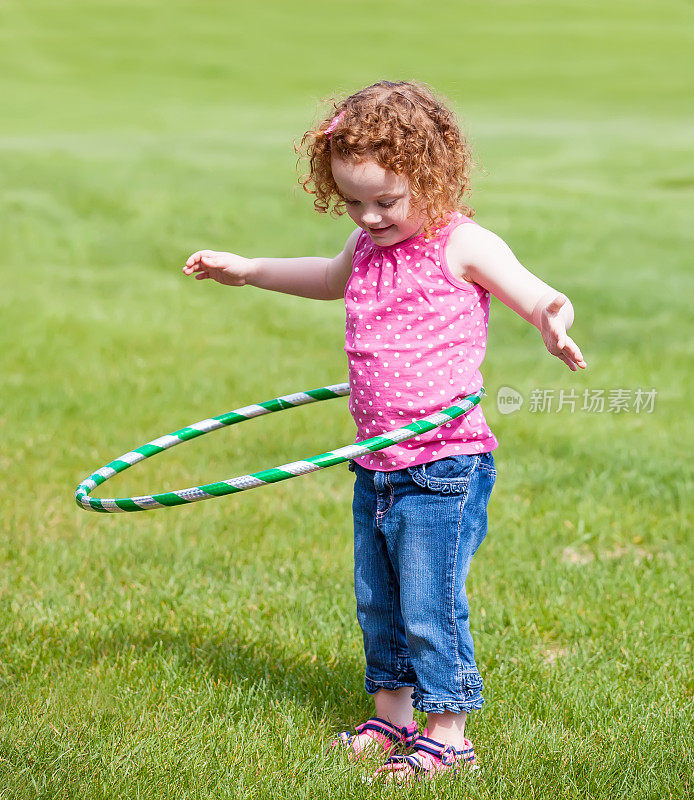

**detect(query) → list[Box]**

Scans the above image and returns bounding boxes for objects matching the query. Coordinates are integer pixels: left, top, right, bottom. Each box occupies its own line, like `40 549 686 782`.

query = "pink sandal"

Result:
374 730 477 781
331 717 419 759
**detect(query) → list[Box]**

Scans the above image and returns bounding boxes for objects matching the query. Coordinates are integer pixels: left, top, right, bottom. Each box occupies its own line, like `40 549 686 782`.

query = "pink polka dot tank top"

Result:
345 211 498 471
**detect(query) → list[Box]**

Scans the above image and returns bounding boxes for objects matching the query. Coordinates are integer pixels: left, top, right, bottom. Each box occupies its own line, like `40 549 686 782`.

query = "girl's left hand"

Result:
538 294 587 371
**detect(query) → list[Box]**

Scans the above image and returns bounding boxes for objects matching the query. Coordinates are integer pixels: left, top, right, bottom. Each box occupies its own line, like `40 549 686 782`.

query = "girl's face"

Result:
331 155 426 247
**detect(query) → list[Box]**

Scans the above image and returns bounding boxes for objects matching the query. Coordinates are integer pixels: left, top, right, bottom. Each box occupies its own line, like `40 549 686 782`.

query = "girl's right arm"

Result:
182 229 360 301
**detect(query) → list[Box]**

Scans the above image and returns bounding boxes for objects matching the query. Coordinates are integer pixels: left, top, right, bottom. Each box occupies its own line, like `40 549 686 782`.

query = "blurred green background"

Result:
0 1 692 798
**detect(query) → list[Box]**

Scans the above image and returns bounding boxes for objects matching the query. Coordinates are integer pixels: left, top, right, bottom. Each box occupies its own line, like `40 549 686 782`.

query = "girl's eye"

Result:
344 199 397 208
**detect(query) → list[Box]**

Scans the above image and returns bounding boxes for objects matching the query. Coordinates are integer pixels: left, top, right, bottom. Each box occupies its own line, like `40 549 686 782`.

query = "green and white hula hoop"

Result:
75 384 485 513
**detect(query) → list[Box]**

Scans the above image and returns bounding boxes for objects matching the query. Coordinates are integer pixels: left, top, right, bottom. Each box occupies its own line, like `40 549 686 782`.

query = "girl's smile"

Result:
331 155 425 247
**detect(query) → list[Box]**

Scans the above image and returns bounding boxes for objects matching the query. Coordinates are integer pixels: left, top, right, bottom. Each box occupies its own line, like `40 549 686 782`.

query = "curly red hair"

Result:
297 81 475 234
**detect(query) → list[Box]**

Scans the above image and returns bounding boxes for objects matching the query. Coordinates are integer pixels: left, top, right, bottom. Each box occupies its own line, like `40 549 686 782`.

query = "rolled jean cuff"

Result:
365 676 416 696
412 673 485 714
413 695 484 714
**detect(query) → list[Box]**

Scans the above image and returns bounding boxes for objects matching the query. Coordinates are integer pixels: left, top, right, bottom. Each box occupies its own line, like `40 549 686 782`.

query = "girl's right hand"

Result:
182 250 255 286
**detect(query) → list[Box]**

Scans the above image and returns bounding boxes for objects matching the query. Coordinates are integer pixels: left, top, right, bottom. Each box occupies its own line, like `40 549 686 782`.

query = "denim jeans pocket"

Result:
407 454 478 495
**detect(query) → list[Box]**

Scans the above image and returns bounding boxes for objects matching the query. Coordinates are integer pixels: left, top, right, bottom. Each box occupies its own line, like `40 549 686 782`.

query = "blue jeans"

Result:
350 452 496 714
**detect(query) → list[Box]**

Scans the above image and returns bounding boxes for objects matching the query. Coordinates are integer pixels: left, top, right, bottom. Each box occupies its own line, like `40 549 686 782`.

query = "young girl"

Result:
183 81 586 782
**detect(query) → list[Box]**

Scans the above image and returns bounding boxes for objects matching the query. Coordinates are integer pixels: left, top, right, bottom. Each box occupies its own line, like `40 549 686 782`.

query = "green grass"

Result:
0 0 692 797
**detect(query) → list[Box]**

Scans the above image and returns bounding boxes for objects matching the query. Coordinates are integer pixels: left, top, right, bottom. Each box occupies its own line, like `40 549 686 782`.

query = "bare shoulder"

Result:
336 228 362 273
344 227 362 260
327 228 362 298
446 221 508 282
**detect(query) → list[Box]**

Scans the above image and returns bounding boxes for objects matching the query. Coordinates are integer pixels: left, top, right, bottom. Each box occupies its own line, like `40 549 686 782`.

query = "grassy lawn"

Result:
0 1 692 797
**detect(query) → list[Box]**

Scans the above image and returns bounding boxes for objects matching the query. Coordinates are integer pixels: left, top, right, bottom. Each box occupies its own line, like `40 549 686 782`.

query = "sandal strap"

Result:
415 733 475 765
384 753 428 774
354 717 417 745
377 734 476 781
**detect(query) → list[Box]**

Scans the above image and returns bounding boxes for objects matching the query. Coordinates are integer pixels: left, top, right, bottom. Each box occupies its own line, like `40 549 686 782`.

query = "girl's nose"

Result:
361 208 382 226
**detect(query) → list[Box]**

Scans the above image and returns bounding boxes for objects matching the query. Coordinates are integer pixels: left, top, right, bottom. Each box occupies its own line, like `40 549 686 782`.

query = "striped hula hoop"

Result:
75 383 485 513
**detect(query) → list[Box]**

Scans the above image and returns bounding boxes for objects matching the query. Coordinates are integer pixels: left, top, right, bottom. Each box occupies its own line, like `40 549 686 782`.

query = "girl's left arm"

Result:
449 224 587 371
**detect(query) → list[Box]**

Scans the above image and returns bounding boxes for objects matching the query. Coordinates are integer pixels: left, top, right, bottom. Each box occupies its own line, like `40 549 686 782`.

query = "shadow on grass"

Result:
61 624 373 729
